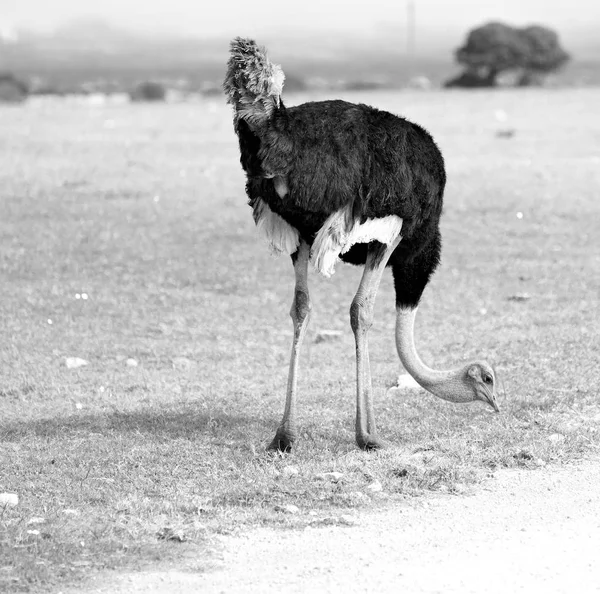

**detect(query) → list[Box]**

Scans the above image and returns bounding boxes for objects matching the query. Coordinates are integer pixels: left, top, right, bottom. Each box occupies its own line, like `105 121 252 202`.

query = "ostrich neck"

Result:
395 307 470 403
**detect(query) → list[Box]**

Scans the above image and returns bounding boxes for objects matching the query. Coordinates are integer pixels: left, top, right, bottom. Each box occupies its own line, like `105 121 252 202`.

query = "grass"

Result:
1 89 600 592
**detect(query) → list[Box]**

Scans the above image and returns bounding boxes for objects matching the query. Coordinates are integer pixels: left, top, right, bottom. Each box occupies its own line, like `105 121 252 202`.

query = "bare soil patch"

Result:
75 456 600 593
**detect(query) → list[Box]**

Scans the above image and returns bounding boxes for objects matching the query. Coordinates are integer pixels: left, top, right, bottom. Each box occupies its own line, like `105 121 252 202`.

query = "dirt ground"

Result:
72 457 600 594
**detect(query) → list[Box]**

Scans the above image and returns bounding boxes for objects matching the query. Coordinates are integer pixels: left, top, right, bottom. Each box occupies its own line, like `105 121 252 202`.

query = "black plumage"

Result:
236 97 445 307
245 100 444 217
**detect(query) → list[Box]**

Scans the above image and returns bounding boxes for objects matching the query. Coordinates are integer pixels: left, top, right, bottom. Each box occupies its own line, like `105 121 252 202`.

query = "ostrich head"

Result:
419 360 500 412
461 362 499 412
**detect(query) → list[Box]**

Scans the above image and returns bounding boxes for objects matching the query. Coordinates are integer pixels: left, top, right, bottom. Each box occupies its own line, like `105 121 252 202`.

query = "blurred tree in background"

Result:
130 81 166 102
457 23 527 80
0 73 28 103
447 22 570 87
518 25 571 85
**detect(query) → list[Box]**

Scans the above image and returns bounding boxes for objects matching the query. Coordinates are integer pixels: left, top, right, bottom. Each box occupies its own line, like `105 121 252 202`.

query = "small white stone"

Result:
65 357 89 369
75 402 83 410
314 330 343 344
549 433 565 443
275 504 299 514
81 293 88 300
0 493 18 506
281 466 299 477
47 319 53 325
394 374 421 390
339 514 359 526
63 509 80 515
126 358 138 367
27 529 40 536
153 195 160 203
494 109 508 122
75 294 81 299
516 212 524 219
316 471 344 482
366 480 383 493
27 517 46 525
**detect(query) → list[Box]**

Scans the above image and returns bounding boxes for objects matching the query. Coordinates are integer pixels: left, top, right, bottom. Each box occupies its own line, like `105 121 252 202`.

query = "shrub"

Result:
130 81 167 102
0 73 28 103
448 22 570 88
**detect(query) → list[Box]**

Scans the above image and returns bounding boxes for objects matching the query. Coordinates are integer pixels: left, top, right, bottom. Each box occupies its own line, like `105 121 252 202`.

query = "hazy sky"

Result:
2 0 599 42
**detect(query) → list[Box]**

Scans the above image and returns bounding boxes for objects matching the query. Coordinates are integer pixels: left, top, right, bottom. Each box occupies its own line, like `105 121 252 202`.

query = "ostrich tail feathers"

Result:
223 37 285 127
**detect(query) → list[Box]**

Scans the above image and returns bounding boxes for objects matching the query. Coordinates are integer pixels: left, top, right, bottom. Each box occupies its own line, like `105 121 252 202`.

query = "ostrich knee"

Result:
350 298 374 337
291 289 311 329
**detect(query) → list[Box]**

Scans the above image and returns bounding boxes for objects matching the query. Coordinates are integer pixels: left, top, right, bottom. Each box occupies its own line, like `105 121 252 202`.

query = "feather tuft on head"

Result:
223 37 285 127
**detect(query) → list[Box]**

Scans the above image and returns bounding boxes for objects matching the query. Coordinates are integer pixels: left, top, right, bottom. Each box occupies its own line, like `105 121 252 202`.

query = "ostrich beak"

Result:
487 392 500 413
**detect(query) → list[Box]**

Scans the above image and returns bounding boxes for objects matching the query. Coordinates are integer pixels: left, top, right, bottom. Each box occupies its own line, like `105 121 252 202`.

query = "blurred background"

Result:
1 0 599 101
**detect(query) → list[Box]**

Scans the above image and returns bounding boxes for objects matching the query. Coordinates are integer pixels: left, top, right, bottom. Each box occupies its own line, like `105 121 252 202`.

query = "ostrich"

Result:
223 38 499 452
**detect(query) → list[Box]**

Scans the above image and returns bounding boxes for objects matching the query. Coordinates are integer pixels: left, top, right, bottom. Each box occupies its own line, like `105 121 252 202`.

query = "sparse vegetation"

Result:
1 90 599 592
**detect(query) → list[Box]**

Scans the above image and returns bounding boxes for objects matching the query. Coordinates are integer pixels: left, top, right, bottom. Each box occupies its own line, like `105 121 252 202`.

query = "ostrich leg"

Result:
268 240 312 452
351 238 401 450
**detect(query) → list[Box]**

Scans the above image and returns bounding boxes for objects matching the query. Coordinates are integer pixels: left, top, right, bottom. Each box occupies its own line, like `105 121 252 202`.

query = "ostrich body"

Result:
224 38 499 451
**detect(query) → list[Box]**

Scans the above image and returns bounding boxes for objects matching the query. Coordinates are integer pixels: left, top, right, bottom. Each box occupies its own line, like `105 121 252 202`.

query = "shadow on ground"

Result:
0 407 274 444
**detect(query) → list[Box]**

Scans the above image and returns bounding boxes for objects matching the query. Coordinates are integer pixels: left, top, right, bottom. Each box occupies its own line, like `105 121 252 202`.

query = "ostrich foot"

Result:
267 428 297 453
356 433 387 451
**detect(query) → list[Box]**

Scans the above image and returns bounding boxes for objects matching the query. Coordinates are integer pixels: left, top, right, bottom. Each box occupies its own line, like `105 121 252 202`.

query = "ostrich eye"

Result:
483 374 493 385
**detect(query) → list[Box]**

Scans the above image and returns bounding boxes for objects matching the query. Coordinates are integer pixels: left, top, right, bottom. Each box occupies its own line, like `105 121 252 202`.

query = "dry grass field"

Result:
1 88 599 592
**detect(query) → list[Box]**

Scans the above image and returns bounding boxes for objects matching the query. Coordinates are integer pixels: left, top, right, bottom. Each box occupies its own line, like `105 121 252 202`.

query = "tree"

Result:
130 81 166 102
449 22 570 87
456 22 528 80
0 73 28 103
520 25 570 73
